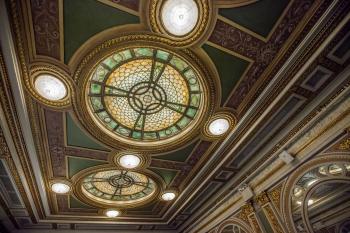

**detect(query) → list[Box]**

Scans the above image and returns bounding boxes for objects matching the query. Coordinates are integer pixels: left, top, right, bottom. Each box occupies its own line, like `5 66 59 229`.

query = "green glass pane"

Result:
90 83 101 94
90 97 103 111
190 94 200 107
170 56 188 71
93 66 108 82
103 57 118 69
106 120 117 130
183 69 196 81
158 130 167 138
156 50 169 61
186 108 197 118
116 126 131 136
144 132 157 140
177 117 191 128
134 48 153 57
132 131 142 139
190 83 200 92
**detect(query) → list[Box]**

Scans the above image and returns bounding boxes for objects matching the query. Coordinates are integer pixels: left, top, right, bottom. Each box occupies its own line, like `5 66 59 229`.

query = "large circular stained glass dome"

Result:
81 169 157 206
87 47 203 143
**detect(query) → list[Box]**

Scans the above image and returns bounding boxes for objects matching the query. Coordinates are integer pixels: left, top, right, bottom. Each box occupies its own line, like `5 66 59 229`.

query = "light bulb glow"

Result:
119 154 141 169
105 209 120 218
161 192 176 201
308 199 314 206
51 182 70 194
161 0 199 36
208 118 230 136
34 74 67 100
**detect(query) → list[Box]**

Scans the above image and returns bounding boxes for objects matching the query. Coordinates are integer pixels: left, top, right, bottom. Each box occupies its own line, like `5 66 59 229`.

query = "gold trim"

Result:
214 0 257 8
97 0 139 16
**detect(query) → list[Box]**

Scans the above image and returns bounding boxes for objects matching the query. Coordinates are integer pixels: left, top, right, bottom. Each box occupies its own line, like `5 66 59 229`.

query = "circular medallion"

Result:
79 169 157 207
86 47 206 149
73 36 219 152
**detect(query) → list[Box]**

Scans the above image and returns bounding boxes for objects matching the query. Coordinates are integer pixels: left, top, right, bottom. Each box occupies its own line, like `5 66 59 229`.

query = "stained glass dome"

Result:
81 169 157 206
87 47 202 142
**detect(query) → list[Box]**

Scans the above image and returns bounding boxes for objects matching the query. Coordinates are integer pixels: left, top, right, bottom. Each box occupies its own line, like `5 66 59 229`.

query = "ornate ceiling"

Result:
0 0 349 232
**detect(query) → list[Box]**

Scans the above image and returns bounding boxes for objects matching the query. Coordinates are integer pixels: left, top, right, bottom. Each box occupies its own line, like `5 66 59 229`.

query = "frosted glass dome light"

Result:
161 0 199 36
51 182 71 194
105 209 120 218
209 118 230 136
119 154 141 169
161 192 176 201
34 74 67 101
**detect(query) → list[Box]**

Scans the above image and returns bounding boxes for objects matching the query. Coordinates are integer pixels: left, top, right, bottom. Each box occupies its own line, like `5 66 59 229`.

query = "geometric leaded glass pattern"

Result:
88 47 202 141
81 170 156 205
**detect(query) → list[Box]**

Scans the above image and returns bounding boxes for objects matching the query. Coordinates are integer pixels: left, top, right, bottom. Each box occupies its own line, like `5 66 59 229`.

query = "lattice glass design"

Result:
88 47 202 141
81 170 156 204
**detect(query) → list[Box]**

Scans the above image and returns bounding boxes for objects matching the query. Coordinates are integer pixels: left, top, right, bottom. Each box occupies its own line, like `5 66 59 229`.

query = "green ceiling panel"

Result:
219 0 290 37
63 0 139 63
67 156 107 178
149 168 178 186
154 140 198 162
66 113 108 151
203 44 249 105
69 195 96 209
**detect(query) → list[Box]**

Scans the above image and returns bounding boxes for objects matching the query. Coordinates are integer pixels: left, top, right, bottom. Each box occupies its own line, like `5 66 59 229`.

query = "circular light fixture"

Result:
208 118 230 136
118 154 141 169
105 209 120 218
34 74 67 101
51 182 71 194
161 0 199 36
161 191 176 201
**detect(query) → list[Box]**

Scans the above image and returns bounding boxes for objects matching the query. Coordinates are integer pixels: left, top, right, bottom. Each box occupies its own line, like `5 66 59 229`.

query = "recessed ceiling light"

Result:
105 209 120 218
51 182 71 194
119 154 141 169
34 74 67 101
208 118 230 136
161 0 199 36
296 200 302 205
161 191 176 201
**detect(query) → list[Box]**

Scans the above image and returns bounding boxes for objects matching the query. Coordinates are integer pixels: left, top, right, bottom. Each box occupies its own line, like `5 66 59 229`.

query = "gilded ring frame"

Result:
71 165 165 209
146 0 215 47
28 63 74 109
72 34 220 153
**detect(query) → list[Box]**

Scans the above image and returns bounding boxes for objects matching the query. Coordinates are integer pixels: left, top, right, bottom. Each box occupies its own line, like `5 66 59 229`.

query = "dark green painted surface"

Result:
63 0 139 63
154 140 198 162
66 113 108 151
219 0 290 37
69 195 96 209
203 44 249 105
150 168 178 185
257 209 274 233
67 156 107 178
